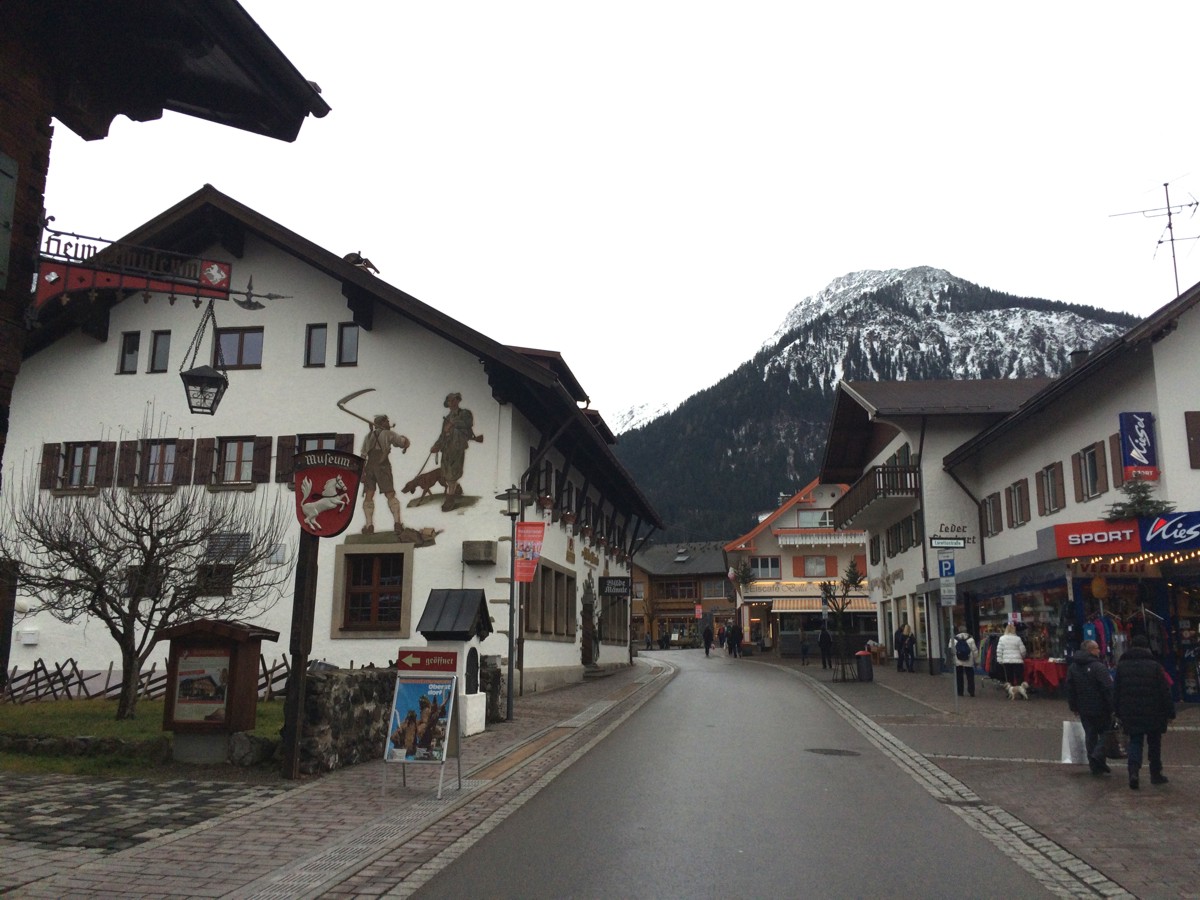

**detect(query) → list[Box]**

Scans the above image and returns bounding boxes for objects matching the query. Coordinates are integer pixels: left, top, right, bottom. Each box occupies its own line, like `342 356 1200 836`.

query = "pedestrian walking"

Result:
1113 634 1175 789
702 624 714 658
1065 639 1114 776
799 626 810 666
645 630 652 651
729 622 742 658
949 627 978 697
996 623 1027 687
900 624 916 673
894 623 906 672
818 624 834 669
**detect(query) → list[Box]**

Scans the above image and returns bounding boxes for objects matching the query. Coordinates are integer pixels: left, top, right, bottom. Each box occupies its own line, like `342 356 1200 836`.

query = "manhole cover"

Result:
806 748 861 757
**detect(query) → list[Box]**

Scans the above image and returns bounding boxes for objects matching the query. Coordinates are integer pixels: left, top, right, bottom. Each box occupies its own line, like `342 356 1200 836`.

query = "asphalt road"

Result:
413 649 1052 899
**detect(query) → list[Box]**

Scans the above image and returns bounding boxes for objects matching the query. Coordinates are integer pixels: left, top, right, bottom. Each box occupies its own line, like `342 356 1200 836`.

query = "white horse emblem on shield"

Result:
300 475 349 530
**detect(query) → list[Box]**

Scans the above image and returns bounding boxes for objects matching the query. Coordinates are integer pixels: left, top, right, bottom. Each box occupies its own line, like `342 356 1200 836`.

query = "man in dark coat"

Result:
818 624 834 669
1065 639 1114 776
894 624 906 672
1114 634 1176 790
702 624 714 658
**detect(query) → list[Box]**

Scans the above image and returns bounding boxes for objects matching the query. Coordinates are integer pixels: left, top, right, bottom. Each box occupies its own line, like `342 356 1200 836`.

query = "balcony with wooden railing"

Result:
831 465 920 530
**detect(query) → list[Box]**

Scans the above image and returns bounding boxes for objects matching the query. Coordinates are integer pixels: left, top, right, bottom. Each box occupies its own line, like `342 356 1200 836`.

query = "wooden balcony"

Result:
832 465 920 529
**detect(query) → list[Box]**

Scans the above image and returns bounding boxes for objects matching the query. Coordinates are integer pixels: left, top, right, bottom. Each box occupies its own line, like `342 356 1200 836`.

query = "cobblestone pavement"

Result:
1 660 675 898
760 654 1200 900
4 652 1200 898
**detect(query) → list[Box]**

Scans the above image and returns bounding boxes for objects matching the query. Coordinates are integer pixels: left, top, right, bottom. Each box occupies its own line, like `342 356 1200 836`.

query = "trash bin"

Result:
855 650 873 682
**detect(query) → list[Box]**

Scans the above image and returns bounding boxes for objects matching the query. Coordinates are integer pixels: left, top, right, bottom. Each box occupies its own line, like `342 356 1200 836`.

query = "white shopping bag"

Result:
1060 720 1086 764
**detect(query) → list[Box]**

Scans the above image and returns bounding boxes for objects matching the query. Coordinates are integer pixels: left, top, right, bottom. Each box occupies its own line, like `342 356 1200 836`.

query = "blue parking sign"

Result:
938 558 955 578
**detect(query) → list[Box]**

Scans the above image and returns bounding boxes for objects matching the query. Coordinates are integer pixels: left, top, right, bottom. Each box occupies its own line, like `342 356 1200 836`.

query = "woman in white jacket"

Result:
996 623 1027 687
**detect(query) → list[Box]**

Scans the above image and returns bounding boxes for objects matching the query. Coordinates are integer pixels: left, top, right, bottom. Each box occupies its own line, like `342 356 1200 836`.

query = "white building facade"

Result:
2 186 660 695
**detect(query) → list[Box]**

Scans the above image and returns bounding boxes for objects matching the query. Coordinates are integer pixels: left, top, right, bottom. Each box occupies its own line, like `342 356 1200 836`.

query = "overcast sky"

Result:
42 1 1200 422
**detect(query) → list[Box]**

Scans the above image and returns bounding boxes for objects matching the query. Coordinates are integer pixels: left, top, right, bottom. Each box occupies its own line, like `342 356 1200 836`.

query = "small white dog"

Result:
1005 681 1030 700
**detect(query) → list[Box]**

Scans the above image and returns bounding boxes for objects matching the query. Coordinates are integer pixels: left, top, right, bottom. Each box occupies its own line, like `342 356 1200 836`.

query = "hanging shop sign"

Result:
293 449 363 537
599 576 631 596
1119 412 1160 481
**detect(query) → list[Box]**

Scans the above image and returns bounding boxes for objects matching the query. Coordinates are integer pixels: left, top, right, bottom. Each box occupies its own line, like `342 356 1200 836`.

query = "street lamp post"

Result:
496 486 531 721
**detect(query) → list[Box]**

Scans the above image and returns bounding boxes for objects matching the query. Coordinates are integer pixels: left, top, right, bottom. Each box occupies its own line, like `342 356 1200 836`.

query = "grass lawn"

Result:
0 697 287 779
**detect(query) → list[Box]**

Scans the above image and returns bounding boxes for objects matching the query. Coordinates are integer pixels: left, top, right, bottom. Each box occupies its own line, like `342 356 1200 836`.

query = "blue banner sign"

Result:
1119 412 1160 481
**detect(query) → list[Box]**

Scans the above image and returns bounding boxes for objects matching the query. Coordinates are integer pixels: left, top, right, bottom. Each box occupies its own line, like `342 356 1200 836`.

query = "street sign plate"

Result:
929 537 966 549
395 649 458 672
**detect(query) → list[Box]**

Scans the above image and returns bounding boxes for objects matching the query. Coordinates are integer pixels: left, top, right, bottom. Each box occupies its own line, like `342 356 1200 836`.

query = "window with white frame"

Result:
749 556 780 580
804 556 828 577
983 492 1003 536
1007 479 1030 527
702 579 727 599
1038 462 1064 515
796 509 834 528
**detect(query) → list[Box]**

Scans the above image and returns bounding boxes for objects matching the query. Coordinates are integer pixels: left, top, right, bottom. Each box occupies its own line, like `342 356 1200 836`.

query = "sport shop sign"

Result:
1054 511 1200 558
293 450 363 537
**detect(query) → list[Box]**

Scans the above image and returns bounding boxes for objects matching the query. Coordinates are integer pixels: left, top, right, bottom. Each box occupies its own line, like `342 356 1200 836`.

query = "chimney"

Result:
1070 349 1089 369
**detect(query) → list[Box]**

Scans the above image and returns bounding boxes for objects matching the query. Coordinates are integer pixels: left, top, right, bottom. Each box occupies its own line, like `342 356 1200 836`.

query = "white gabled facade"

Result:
2 187 660 695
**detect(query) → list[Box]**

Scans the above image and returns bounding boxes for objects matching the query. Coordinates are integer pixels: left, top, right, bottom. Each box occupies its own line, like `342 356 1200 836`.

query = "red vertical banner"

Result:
514 522 546 583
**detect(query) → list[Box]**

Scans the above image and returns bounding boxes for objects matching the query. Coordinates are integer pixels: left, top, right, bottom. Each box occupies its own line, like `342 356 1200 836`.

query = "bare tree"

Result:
821 557 865 682
0 480 294 719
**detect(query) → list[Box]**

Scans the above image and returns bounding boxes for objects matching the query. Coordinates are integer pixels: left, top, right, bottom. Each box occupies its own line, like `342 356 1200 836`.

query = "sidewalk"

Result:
0 658 675 899
754 652 1200 900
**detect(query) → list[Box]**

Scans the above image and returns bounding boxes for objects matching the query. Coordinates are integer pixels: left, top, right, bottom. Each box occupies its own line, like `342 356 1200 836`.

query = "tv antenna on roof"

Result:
1111 182 1200 299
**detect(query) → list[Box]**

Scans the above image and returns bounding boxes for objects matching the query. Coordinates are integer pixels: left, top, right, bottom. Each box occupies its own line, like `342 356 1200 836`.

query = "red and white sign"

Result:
695 605 703 619
514 522 546 583
1053 519 1140 557
395 649 458 672
293 450 363 538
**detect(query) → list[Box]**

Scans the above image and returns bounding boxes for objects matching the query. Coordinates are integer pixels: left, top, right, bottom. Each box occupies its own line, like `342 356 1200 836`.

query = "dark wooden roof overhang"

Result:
9 0 330 142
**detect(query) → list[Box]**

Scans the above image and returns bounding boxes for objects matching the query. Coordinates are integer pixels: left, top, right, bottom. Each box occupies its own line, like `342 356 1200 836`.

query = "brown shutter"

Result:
335 432 355 453
1071 453 1083 503
117 440 138 487
1186 412 1200 469
792 556 804 578
173 439 194 486
854 554 866 576
1035 472 1046 516
1094 441 1108 495
193 438 215 485
1109 433 1124 488
39 444 60 489
252 436 272 483
95 442 117 488
1019 478 1031 522
1053 463 1065 512
826 555 838 577
275 435 297 482
1005 486 1014 528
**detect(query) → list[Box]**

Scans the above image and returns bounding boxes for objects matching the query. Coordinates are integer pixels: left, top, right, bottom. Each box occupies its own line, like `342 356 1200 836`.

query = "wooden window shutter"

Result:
173 439 195 486
1019 479 1031 522
39 444 60 490
117 440 138 487
1071 452 1083 503
854 554 867 576
252 436 272 483
193 438 215 485
1094 441 1108 494
95 442 117 488
1005 486 1015 528
335 433 354 453
1186 412 1200 469
1035 473 1046 517
1109 433 1124 488
992 493 1004 534
792 557 804 578
826 555 838 577
275 436 297 482
1052 463 1065 512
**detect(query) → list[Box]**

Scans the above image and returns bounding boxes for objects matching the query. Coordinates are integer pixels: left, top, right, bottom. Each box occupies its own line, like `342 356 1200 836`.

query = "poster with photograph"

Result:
173 648 230 723
514 521 546 583
385 675 456 764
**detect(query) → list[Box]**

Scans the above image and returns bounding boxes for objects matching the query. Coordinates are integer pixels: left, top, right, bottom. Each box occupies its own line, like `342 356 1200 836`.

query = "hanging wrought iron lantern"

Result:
179 298 228 414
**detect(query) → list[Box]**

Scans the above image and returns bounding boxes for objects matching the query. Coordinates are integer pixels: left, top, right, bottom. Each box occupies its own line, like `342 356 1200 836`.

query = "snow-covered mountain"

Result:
613 266 1137 541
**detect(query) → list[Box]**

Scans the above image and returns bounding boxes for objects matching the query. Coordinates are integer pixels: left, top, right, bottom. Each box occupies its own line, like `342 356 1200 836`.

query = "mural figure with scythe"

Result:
337 389 409 535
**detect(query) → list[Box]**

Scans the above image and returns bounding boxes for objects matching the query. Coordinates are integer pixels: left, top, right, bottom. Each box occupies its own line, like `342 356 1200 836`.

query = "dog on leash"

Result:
402 466 447 499
1005 681 1030 700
